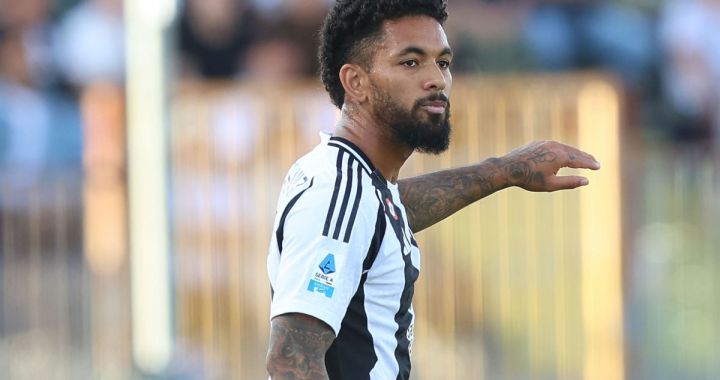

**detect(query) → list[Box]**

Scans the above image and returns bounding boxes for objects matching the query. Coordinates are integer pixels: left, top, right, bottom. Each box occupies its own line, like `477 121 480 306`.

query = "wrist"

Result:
485 156 511 190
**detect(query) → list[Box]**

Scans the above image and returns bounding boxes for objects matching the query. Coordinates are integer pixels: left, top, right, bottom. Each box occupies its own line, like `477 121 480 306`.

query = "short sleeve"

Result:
269 176 378 336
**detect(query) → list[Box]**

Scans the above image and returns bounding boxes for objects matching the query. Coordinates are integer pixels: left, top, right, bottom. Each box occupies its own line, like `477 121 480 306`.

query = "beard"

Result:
371 84 451 155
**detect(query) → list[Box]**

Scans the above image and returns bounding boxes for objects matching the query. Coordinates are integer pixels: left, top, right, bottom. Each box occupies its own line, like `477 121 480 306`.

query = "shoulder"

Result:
278 147 381 244
284 143 380 206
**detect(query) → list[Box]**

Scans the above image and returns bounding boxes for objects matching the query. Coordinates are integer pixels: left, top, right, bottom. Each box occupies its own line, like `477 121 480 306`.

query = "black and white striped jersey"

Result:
268 133 421 380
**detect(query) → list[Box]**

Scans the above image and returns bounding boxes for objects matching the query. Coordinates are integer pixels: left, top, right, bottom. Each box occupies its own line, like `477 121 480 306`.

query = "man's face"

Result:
367 15 453 154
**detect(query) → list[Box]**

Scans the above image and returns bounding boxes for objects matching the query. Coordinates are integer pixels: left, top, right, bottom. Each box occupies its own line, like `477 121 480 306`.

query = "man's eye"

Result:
438 60 451 69
402 60 418 67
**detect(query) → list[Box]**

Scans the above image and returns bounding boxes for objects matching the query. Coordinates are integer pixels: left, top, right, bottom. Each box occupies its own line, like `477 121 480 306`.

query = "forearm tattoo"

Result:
399 146 560 233
266 314 335 380
399 158 506 233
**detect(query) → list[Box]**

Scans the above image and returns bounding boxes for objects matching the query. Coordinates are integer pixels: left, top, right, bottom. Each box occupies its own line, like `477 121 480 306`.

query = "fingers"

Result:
546 175 589 191
562 146 601 170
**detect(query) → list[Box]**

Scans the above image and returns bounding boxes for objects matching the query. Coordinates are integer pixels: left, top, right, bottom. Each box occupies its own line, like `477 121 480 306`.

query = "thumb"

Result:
546 175 589 191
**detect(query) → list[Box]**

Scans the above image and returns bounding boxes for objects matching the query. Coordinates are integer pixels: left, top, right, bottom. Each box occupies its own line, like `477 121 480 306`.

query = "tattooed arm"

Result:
266 313 335 380
399 141 601 233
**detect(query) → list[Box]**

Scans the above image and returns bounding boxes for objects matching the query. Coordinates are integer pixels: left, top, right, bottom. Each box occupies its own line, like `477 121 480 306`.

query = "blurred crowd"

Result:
0 0 123 203
178 0 330 81
1 0 720 189
175 0 720 142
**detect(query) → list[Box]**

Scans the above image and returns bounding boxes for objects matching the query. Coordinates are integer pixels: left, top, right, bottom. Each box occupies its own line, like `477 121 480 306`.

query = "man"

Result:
266 1 601 379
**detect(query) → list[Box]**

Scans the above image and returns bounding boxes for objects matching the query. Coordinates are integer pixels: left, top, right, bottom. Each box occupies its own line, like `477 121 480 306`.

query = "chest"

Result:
366 188 420 285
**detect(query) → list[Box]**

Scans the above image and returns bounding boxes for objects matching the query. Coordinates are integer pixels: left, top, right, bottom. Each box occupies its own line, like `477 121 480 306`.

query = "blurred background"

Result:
1 0 719 379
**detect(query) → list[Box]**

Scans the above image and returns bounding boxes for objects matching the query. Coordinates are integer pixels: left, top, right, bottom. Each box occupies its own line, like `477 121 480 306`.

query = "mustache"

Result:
418 93 449 104
413 93 450 113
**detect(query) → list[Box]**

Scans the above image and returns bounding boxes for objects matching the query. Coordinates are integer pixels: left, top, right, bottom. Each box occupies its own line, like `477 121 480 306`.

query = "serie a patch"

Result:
307 253 336 298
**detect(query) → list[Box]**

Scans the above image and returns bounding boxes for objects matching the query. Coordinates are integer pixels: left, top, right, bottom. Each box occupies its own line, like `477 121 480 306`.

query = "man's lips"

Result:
422 100 447 114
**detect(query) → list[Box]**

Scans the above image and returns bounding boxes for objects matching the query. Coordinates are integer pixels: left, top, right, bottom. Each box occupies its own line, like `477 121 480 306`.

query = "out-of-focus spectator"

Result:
54 0 125 89
0 0 82 205
265 0 329 76
177 0 330 81
243 0 329 81
660 0 720 140
0 0 50 30
178 0 260 79
0 27 81 201
243 33 307 82
0 0 63 90
522 0 657 90
0 29 51 183
443 1 533 73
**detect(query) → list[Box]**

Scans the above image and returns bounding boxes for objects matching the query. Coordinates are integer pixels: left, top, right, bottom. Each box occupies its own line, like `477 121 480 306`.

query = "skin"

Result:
266 313 335 379
267 15 601 379
399 140 600 232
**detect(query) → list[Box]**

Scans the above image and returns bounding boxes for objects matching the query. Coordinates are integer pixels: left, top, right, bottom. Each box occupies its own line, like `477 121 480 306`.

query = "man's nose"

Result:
423 65 449 92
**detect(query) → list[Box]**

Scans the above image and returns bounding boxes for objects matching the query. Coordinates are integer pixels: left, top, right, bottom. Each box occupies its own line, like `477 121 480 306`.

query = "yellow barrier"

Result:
170 74 625 379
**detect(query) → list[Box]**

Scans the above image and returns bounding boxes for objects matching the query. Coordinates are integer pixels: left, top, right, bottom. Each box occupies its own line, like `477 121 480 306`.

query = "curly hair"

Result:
319 0 448 109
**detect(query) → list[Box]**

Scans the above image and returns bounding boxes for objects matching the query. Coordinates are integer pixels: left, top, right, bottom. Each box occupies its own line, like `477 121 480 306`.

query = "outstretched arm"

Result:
266 313 335 380
399 140 601 233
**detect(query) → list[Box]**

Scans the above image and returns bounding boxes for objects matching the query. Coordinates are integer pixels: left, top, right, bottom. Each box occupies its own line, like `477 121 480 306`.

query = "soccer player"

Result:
265 1 601 379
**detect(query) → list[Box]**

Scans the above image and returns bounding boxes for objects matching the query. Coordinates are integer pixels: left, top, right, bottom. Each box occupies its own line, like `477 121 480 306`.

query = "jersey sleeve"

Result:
269 174 378 336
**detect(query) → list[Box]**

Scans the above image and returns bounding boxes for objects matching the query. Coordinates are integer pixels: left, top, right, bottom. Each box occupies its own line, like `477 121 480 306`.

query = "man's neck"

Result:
333 106 413 184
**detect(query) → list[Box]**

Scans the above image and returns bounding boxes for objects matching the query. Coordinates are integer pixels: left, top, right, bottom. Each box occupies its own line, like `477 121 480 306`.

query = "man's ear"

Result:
339 63 370 104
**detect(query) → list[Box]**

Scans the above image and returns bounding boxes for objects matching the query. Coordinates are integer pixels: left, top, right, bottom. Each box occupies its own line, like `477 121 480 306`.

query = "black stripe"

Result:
364 203 385 271
369 185 418 380
392 230 419 379
275 178 314 254
325 272 374 380
343 163 363 243
325 205 385 380
332 156 355 240
323 150 344 236
328 136 376 173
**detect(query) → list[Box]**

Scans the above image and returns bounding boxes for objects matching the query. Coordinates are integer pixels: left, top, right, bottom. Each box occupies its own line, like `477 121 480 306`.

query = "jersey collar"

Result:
328 136 377 175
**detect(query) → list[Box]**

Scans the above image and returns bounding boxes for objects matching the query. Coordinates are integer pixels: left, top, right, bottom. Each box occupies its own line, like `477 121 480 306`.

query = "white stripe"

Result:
366 248 405 379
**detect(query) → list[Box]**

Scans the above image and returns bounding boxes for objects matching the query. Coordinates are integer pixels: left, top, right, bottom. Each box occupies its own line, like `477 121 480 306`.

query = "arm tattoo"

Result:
266 313 335 380
399 145 560 233
399 157 508 233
